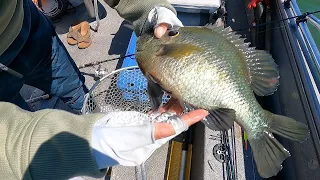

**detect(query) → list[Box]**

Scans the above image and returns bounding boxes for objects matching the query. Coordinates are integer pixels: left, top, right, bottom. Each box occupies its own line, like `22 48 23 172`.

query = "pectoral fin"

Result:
147 78 164 110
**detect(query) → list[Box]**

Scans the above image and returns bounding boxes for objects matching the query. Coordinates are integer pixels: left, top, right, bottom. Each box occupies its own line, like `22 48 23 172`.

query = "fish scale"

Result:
136 25 309 178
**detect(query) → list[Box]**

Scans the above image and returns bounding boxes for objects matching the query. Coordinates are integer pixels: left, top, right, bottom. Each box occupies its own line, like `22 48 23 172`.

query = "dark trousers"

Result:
0 0 88 113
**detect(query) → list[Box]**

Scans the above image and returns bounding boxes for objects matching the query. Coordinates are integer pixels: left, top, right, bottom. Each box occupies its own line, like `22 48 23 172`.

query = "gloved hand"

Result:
91 98 208 169
147 6 184 38
107 0 182 37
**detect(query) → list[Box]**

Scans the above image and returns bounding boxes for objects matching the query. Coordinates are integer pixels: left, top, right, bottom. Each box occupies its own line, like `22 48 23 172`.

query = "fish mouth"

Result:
136 37 154 52
136 45 146 52
136 44 145 52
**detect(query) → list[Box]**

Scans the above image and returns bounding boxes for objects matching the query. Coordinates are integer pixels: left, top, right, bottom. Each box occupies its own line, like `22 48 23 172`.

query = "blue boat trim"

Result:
284 0 320 119
292 0 320 74
308 14 320 31
122 32 138 67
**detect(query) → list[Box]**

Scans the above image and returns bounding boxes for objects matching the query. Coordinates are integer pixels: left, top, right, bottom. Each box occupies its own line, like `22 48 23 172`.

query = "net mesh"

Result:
82 66 171 115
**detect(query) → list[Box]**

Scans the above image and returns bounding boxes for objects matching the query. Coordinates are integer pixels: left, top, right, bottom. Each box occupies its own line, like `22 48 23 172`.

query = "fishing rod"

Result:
77 10 319 69
233 9 320 32
0 63 23 78
77 53 135 69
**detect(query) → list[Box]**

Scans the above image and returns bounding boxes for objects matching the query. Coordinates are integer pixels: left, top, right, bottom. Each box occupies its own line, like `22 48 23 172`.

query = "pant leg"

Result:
1 0 88 113
0 71 32 111
25 35 89 113
22 0 88 113
0 0 32 111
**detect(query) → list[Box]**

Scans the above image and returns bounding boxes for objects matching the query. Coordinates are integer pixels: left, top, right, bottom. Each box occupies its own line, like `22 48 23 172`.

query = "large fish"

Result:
135 25 310 178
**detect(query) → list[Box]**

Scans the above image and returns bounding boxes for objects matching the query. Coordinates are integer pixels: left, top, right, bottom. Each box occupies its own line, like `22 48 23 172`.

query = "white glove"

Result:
148 6 184 29
146 6 184 38
91 110 188 169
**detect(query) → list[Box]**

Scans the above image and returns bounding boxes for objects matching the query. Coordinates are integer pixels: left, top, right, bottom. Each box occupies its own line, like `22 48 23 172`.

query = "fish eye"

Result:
168 30 179 37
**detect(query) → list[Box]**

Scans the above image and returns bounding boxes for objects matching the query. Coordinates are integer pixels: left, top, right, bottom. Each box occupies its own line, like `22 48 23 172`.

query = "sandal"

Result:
67 23 81 45
77 21 92 49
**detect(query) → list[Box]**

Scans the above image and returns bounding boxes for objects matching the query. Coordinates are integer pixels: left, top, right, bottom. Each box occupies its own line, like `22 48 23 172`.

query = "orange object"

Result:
78 21 92 49
67 23 82 45
248 0 270 9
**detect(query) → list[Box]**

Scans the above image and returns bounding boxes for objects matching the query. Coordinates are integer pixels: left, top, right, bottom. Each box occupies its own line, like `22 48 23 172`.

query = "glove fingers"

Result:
154 23 169 39
180 109 209 126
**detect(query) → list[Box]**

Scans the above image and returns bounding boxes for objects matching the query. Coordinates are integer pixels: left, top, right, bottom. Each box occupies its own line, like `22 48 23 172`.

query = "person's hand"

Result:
154 23 170 38
152 98 208 140
32 0 39 8
32 0 47 9
148 7 184 38
91 98 208 168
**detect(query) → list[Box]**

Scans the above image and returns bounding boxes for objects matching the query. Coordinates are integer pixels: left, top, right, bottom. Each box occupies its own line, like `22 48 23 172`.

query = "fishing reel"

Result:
213 143 230 163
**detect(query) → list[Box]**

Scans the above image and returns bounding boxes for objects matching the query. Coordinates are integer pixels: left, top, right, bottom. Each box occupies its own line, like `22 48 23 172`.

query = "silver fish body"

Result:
136 25 309 178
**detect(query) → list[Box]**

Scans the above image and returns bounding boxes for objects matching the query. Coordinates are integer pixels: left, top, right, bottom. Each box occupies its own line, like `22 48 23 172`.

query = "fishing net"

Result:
80 66 174 180
81 66 171 115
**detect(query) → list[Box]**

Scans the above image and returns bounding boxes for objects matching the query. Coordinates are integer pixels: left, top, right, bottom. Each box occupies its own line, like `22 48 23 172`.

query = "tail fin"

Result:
249 111 309 178
249 132 290 178
268 111 310 142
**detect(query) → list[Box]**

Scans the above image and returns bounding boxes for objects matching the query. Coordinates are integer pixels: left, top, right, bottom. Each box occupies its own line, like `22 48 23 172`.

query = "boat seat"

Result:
168 0 221 13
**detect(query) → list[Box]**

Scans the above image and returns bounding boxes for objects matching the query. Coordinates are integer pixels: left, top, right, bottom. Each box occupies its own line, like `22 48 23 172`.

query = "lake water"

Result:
297 0 320 50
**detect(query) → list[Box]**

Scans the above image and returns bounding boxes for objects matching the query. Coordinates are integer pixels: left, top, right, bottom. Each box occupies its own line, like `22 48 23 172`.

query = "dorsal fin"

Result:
204 25 280 96
203 24 225 32
245 49 280 96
